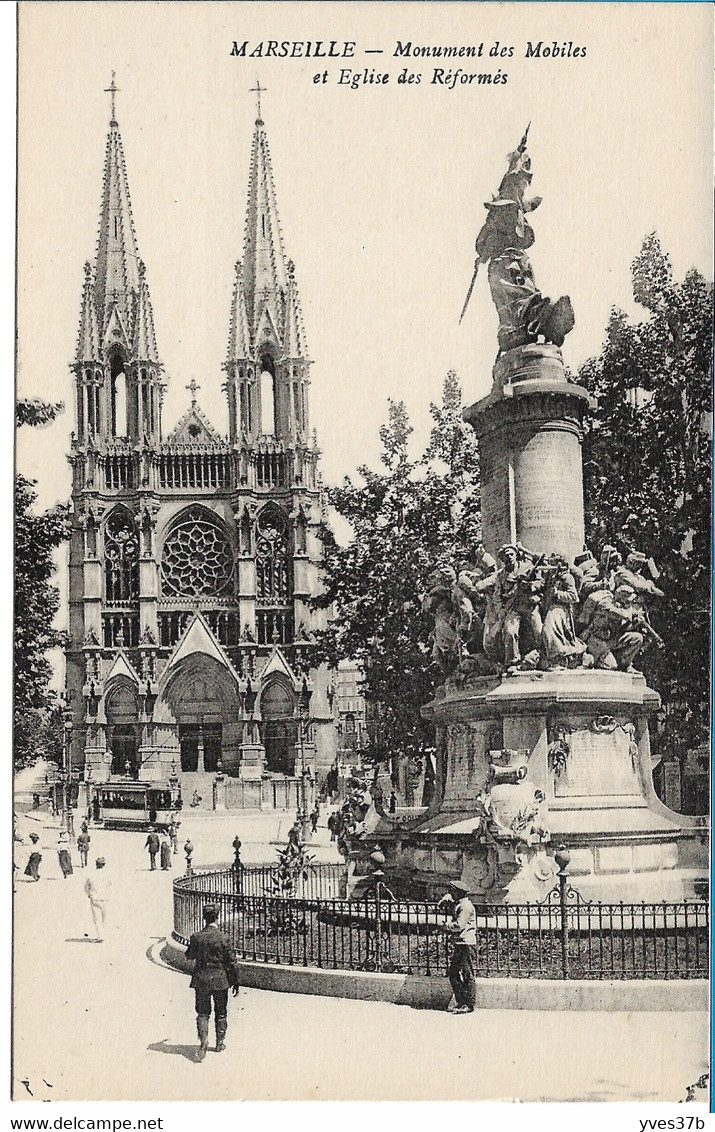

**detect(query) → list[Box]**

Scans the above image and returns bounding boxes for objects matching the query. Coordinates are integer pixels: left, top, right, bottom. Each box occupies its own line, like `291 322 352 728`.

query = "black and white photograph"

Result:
12 0 713 1109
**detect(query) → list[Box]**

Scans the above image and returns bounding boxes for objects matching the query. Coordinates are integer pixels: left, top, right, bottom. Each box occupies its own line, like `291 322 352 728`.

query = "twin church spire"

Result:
74 78 311 449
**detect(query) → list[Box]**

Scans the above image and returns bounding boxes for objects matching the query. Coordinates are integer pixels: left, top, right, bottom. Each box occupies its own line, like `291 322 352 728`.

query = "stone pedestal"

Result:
238 743 265 780
83 746 111 782
138 746 177 784
362 671 705 903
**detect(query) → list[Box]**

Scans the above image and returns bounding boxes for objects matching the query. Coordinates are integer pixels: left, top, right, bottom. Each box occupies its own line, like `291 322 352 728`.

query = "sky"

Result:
15 2 714 628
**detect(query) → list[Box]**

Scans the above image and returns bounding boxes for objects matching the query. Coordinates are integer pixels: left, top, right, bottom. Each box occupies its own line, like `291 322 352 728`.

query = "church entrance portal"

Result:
106 683 140 777
261 680 297 776
179 723 222 773
163 654 237 775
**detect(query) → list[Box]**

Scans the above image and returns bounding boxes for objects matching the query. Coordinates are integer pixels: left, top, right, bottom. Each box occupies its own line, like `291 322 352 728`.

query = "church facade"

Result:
65 85 337 793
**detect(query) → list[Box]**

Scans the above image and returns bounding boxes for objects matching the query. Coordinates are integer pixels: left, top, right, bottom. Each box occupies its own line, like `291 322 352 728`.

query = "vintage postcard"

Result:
12 0 713 1111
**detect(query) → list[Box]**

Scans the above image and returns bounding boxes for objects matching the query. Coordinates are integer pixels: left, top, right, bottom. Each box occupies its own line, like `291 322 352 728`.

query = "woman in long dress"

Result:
57 831 74 878
24 851 42 881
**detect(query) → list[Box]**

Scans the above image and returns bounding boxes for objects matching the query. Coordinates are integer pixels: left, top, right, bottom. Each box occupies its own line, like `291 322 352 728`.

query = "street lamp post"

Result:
62 702 74 834
297 677 313 842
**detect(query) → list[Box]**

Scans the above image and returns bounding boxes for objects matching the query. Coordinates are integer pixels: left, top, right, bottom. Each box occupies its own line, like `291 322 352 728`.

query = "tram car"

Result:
90 781 179 830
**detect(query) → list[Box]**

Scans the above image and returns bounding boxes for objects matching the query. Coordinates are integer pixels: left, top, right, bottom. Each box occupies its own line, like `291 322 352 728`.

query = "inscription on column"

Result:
514 429 584 558
480 439 512 554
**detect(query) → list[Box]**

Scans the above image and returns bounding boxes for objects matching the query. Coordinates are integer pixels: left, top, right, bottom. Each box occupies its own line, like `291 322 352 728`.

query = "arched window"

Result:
259 356 275 435
255 506 293 645
109 350 128 438
161 507 234 597
104 509 139 601
255 507 291 604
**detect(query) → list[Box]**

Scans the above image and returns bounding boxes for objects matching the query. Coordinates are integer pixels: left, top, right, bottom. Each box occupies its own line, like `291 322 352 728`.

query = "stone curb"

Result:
161 935 708 1012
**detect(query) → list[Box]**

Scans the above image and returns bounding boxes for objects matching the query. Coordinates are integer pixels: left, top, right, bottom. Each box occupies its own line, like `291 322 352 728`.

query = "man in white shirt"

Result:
84 857 112 942
441 880 477 1013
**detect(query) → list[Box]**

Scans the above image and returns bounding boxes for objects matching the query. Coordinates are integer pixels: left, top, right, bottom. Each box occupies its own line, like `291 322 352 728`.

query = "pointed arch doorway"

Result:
261 680 297 776
162 655 237 773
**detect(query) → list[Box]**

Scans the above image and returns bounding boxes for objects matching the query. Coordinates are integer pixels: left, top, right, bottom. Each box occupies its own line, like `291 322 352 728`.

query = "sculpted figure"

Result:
540 555 588 669
577 544 622 624
580 583 656 672
422 566 460 676
460 126 575 353
471 543 544 668
613 551 664 617
455 545 499 662
571 547 599 597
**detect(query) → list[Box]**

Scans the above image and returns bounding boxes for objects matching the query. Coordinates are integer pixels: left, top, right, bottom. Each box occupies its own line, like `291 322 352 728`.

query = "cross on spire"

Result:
186 378 201 405
250 79 266 122
105 71 120 125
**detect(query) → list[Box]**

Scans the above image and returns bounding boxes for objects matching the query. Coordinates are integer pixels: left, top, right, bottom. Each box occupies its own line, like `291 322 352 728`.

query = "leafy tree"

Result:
579 234 712 756
313 372 481 763
14 399 70 766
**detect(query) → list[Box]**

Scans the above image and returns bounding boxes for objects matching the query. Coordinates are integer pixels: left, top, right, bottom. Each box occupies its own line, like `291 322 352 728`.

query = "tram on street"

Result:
90 782 179 830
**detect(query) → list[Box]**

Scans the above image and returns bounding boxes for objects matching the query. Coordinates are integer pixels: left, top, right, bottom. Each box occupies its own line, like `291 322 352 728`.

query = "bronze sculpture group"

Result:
423 542 664 681
460 124 574 353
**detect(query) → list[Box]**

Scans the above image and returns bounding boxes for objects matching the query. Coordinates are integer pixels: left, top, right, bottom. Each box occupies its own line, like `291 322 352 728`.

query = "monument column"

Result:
464 344 593 562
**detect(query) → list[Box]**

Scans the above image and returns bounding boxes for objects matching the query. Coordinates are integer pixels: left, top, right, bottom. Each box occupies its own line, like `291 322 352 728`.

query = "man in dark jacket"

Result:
145 828 160 870
185 904 240 1061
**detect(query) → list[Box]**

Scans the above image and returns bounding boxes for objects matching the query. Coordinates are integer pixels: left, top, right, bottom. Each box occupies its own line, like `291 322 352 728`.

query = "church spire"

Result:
241 92 291 343
94 77 143 345
72 78 164 446
224 92 312 444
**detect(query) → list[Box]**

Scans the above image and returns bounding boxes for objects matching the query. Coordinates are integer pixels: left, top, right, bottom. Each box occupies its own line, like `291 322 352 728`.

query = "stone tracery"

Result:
161 509 234 597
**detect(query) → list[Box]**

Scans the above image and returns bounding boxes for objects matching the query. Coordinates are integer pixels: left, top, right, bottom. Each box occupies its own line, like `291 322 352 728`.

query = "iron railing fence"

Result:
184 863 346 900
173 872 708 980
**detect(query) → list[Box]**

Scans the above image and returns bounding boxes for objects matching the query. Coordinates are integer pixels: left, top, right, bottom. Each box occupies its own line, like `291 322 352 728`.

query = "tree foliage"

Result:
579 234 713 753
15 398 70 765
313 372 481 758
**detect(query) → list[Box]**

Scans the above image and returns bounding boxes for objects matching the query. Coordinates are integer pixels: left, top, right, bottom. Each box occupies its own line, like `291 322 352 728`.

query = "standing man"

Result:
440 880 478 1014
185 904 240 1061
84 857 111 942
160 835 172 871
168 817 180 855
145 827 160 871
77 828 91 867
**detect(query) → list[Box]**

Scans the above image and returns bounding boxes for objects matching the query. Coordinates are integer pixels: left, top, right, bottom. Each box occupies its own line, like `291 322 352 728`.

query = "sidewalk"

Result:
12 810 709 1103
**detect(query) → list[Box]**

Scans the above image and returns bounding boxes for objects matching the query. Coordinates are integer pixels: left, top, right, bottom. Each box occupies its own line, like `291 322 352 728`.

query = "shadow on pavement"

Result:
148 1040 199 1063
65 937 101 944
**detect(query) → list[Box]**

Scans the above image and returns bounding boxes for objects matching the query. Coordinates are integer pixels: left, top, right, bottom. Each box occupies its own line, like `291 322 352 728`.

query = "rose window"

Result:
161 512 234 597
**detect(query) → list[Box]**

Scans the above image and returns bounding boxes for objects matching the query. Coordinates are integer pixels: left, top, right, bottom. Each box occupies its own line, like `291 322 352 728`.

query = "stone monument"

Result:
355 129 706 903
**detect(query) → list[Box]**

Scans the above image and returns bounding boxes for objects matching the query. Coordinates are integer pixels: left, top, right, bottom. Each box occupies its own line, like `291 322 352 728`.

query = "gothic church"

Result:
65 83 336 799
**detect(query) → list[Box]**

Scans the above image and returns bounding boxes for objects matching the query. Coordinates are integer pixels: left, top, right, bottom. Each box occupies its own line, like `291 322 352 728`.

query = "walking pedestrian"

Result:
168 817 179 855
57 831 74 878
160 835 172 871
310 807 319 834
84 857 111 941
440 881 477 1013
185 904 240 1061
77 830 91 867
327 813 337 842
24 851 42 881
145 827 160 870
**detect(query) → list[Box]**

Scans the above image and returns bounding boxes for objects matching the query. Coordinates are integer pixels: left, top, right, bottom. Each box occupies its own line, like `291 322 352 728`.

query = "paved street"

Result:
12 800 709 1104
